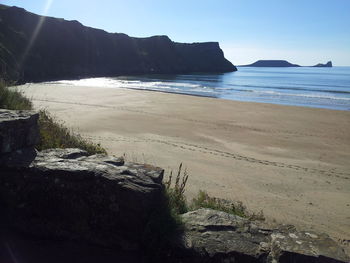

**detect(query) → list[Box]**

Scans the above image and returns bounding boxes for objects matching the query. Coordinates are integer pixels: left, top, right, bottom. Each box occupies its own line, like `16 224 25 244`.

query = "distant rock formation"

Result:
312 61 333 67
241 60 334 68
240 60 301 67
0 5 236 83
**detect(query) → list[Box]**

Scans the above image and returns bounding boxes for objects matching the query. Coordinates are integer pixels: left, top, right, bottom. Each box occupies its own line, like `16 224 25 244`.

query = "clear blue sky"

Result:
2 0 350 66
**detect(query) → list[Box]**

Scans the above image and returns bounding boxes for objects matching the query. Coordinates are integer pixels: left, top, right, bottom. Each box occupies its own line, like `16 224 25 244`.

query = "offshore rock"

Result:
313 61 333 67
0 148 164 250
177 209 349 263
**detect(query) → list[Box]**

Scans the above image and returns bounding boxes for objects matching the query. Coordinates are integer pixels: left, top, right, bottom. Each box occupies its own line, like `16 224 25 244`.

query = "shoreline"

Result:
22 82 350 112
16 83 350 252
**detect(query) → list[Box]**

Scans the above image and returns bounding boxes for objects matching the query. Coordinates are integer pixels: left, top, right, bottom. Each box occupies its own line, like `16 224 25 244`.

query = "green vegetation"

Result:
0 80 32 110
164 163 189 215
37 110 106 155
0 80 106 155
191 190 247 217
164 163 265 221
191 190 264 220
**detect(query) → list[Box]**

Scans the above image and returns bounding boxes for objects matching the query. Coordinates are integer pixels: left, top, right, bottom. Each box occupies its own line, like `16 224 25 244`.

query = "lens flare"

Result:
19 0 54 68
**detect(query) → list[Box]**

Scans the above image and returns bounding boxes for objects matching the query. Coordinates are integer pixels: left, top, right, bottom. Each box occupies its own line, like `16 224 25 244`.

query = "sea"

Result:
49 67 350 111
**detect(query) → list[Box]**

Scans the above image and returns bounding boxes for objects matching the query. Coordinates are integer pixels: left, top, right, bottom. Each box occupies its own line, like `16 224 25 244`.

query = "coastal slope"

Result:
0 4 236 82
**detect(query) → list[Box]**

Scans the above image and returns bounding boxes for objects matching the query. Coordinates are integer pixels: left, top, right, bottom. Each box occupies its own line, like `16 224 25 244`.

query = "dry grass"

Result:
190 190 265 220
0 80 32 110
1 79 106 155
164 163 189 215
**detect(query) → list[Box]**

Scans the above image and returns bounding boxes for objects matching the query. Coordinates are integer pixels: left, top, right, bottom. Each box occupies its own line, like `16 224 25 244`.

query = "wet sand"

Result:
17 83 350 250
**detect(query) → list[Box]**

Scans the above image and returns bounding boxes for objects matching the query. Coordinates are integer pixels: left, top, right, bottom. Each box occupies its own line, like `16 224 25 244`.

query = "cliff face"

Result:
241 60 300 67
0 5 236 83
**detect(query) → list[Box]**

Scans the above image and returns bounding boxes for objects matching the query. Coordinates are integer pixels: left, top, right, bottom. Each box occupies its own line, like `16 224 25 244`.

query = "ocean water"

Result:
49 67 350 111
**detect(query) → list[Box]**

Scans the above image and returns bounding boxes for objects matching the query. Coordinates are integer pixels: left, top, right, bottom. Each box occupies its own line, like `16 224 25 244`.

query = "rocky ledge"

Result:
0 110 165 252
0 109 349 263
175 209 349 263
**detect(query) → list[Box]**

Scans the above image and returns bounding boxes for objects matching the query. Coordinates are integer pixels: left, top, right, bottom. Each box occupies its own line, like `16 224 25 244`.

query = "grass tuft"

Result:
0 79 106 155
0 80 32 110
164 163 189 215
37 110 106 155
191 190 265 220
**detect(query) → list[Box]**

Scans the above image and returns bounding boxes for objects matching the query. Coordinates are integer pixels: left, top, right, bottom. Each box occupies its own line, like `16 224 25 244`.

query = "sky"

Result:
2 0 350 66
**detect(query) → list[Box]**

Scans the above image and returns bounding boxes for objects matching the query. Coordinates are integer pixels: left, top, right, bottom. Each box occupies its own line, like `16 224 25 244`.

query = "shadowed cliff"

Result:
0 5 236 83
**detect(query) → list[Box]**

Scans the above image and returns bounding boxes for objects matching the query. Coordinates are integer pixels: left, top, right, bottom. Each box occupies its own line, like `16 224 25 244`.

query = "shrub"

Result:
191 190 265 220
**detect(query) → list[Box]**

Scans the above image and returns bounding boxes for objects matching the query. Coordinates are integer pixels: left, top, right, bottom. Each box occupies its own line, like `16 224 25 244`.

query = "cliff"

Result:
241 60 301 67
0 5 236 83
313 61 333 67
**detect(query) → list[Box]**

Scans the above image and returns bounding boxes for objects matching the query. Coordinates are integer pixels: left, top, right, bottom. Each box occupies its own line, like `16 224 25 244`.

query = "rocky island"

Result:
313 61 333 67
240 60 333 67
0 4 236 83
240 60 301 67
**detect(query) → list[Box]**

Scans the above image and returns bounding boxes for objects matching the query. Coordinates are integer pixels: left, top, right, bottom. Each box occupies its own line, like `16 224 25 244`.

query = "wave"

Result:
44 69 350 110
224 83 350 95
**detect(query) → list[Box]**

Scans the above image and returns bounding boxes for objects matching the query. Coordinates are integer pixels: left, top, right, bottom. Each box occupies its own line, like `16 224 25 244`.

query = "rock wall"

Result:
0 4 236 83
175 209 349 263
0 110 165 251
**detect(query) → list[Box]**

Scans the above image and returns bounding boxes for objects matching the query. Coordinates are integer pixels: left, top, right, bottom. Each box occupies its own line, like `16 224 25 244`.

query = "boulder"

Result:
0 148 164 250
177 209 349 263
0 109 39 154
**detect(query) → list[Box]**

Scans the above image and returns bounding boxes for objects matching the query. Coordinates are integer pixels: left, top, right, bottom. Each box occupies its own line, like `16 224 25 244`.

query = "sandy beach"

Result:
17 83 350 249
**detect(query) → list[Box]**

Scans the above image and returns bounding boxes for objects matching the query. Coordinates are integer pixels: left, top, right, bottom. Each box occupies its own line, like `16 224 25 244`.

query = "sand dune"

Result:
17 83 350 251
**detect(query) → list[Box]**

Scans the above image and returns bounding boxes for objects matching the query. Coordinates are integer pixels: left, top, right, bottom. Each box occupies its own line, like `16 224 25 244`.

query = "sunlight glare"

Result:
19 0 54 68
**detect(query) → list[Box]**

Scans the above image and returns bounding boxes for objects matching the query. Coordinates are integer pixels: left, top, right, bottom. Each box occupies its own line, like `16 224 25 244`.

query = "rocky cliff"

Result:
0 5 236 83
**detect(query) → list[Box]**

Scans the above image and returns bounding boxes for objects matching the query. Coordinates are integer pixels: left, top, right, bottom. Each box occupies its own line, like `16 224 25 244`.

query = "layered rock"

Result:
0 148 164 250
174 209 349 263
0 109 39 154
0 110 165 251
0 4 236 83
0 109 39 167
